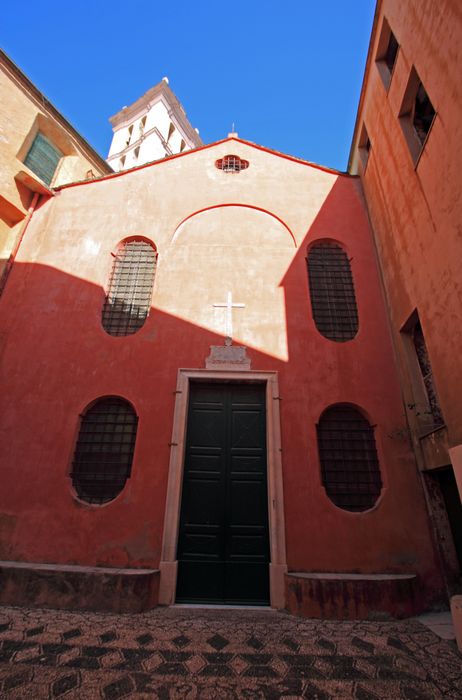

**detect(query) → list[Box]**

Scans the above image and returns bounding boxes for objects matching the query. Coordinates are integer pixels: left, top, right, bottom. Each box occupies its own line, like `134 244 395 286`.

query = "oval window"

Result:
317 405 382 512
307 242 359 341
102 240 157 336
71 397 138 504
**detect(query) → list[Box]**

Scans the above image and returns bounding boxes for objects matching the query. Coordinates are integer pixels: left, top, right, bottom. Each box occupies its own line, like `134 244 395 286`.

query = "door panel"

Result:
176 383 269 604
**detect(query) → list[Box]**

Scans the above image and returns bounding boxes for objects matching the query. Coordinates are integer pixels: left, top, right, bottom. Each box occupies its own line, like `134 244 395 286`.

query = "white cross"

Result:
213 291 245 342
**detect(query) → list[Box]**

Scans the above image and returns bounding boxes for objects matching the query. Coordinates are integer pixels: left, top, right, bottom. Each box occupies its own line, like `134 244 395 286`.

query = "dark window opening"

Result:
399 68 436 163
307 242 359 342
215 155 249 173
384 31 399 73
413 83 436 145
413 321 443 427
358 124 371 170
102 240 157 336
317 405 382 512
375 19 399 89
23 132 63 186
71 397 138 505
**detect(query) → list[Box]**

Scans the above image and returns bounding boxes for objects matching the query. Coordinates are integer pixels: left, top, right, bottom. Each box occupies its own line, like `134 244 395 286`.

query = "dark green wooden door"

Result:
176 383 270 604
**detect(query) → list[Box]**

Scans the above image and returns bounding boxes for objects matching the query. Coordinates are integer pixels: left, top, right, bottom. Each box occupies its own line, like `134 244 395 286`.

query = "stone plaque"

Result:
205 341 251 370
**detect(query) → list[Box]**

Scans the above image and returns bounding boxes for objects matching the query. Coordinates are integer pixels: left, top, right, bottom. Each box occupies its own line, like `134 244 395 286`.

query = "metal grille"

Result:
307 242 359 341
71 398 138 505
413 322 443 427
317 405 382 512
215 155 249 173
102 241 157 336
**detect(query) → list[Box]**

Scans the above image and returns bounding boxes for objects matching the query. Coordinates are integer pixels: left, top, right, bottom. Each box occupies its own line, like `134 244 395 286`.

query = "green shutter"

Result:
24 132 63 186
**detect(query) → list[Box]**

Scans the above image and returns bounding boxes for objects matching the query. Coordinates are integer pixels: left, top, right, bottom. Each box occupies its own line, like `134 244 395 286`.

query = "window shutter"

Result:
24 132 63 185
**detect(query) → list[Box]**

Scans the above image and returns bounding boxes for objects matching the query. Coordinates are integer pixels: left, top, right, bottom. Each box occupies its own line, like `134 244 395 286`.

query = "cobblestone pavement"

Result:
0 605 461 699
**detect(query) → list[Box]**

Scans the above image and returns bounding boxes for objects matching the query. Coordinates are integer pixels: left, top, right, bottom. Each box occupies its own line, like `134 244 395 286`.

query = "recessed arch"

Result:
172 203 297 247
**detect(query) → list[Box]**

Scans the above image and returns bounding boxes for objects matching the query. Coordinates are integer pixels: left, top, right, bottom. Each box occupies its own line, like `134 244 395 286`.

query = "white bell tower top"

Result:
107 78 202 172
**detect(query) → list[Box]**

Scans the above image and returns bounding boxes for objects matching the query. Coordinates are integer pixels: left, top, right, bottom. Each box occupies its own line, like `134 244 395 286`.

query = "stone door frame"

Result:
159 368 288 608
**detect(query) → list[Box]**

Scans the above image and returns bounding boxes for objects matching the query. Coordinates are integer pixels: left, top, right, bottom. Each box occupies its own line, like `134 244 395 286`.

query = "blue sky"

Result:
2 1 375 171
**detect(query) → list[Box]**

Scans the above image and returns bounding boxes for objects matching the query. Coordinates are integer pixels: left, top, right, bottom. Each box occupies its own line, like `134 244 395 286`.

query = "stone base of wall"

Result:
285 572 420 620
0 560 160 613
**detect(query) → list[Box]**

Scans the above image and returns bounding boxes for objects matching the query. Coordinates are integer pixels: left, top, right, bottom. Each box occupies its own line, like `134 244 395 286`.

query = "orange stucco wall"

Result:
0 139 444 605
352 0 462 450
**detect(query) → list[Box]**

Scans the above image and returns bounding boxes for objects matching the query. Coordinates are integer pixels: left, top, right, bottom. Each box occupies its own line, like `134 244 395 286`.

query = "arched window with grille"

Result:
317 405 382 512
307 241 359 341
102 239 157 336
71 397 138 505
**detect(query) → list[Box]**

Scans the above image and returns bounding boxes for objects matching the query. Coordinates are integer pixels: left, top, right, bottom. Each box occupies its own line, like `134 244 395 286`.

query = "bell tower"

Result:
107 77 202 171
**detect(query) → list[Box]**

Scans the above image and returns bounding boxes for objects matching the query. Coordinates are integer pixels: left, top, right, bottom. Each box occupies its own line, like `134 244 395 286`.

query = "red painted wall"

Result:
352 0 462 448
0 139 445 607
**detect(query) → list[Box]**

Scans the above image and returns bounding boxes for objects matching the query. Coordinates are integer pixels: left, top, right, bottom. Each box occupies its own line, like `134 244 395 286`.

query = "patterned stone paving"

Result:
0 605 461 698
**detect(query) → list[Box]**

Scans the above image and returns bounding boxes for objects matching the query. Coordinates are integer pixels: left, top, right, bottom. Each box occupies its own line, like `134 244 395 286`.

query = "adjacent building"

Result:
349 0 462 597
0 50 112 288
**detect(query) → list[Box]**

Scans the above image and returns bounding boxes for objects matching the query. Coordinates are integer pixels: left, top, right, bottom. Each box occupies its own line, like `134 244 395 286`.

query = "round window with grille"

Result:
71 397 138 505
215 155 249 173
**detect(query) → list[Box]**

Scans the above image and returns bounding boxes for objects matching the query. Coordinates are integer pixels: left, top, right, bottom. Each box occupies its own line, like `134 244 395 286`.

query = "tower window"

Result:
23 132 63 186
317 405 382 512
71 397 138 505
399 68 436 164
307 242 359 342
102 240 157 336
215 155 249 173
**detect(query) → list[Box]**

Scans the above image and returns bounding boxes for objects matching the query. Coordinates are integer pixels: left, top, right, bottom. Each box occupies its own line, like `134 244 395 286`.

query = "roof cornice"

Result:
55 136 355 192
347 0 382 173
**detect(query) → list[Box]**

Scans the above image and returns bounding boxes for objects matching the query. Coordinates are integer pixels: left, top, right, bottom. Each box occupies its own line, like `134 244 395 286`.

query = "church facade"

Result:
0 0 461 621
0 135 445 616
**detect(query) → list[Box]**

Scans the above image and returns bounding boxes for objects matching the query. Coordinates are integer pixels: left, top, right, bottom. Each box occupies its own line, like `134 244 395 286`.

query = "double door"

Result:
176 383 270 604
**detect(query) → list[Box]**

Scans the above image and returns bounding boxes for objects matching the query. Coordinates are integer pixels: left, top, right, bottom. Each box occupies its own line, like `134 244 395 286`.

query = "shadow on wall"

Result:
0 175 445 610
